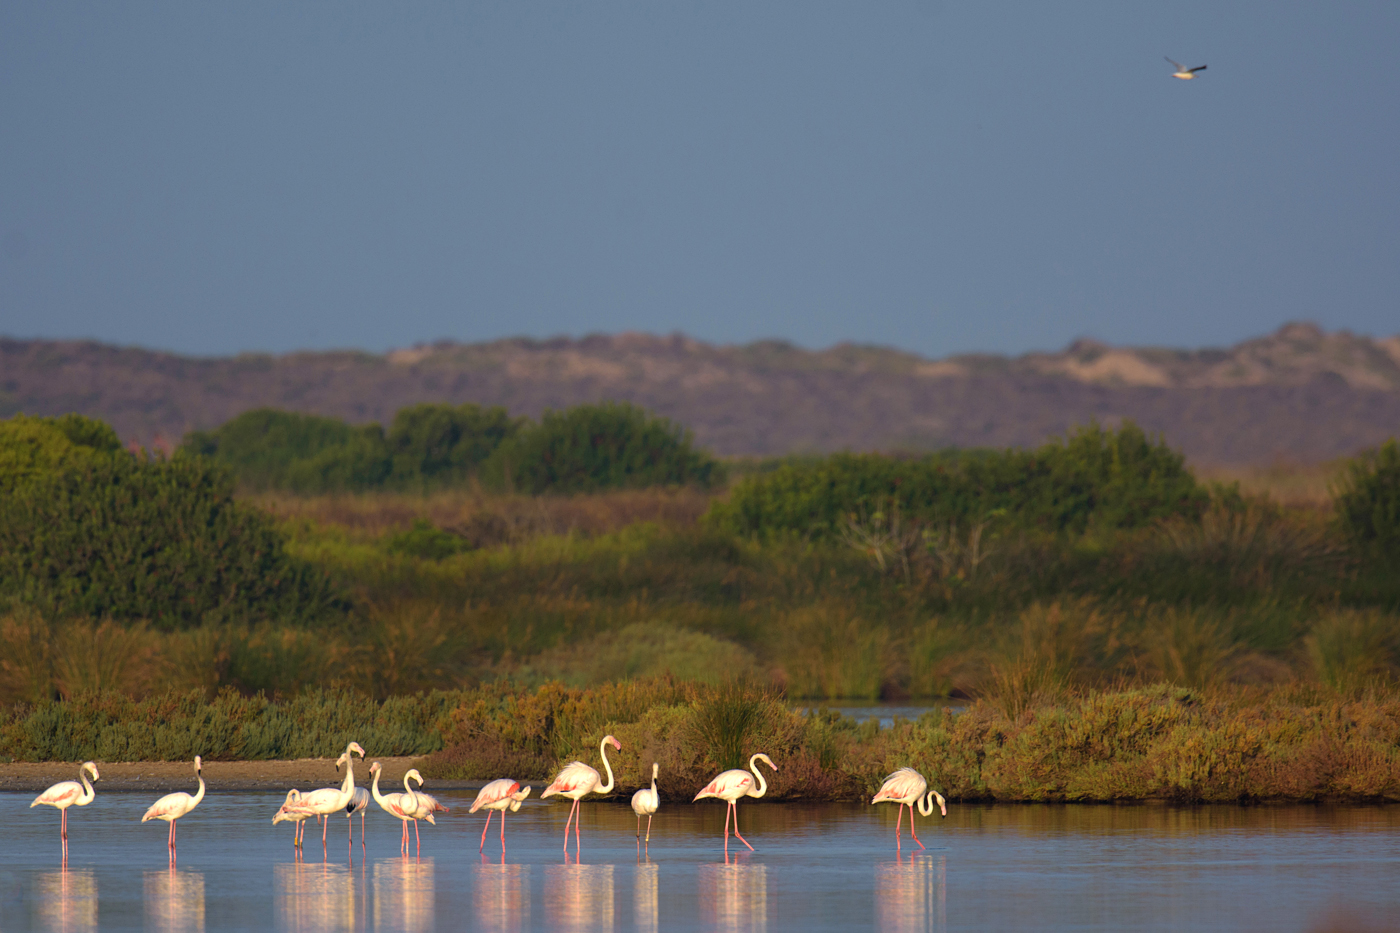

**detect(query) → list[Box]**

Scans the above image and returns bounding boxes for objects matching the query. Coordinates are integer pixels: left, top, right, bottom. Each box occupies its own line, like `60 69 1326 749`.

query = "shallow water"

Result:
3 792 1398 932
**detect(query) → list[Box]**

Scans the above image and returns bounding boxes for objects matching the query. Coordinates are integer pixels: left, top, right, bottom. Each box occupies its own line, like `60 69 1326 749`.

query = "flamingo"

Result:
872 767 947 850
693 753 777 852
369 762 433 855
1165 56 1207 79
30 761 99 859
345 786 370 847
631 762 660 848
272 789 313 848
470 779 532 852
540 734 622 854
141 755 206 860
293 742 365 850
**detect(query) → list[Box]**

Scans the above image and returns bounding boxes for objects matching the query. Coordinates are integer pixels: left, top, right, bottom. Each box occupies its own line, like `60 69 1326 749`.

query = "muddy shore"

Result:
0 758 479 794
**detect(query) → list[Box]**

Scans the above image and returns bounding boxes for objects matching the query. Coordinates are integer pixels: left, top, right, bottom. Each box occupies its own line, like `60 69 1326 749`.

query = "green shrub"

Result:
707 421 1205 540
385 403 522 488
0 438 343 628
0 414 122 493
484 402 725 494
1333 439 1400 560
384 519 467 560
183 409 370 491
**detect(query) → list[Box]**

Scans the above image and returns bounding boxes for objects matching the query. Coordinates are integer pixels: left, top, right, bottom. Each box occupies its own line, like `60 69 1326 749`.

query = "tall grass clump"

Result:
1305 610 1397 690
1333 439 1400 561
689 680 771 771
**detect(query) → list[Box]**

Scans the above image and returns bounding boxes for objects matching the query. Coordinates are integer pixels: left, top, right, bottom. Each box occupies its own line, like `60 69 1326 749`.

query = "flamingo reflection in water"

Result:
144 870 205 933
540 734 621 855
275 860 365 932
700 862 767 933
694 753 778 852
374 857 435 933
31 761 99 861
634 861 659 933
872 767 947 851
474 861 530 933
35 870 98 933
876 853 946 933
544 864 615 933
471 779 532 852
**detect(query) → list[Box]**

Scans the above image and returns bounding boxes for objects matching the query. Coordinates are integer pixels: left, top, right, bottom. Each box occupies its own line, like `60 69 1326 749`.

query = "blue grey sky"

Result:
2 2 1397 359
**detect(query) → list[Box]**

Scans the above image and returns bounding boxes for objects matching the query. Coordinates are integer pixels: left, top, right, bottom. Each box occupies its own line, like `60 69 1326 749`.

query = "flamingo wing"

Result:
346 787 369 814
542 761 600 798
32 781 82 808
873 768 927 805
472 779 521 813
143 792 193 822
694 769 753 801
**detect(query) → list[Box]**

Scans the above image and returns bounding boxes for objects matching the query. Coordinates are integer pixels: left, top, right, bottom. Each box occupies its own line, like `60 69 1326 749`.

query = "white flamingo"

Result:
872 767 947 850
293 742 365 850
693 753 778 852
540 734 622 854
1165 56 1207 79
141 755 206 859
369 762 434 855
631 762 660 848
470 779 532 852
345 786 370 847
272 789 313 848
31 761 99 859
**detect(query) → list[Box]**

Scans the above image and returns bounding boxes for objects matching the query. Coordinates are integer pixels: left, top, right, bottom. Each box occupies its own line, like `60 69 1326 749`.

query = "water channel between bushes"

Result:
3 792 1397 932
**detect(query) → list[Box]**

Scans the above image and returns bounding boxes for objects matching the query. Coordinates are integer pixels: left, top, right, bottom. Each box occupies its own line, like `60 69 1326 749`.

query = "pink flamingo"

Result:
369 762 434 855
872 767 947 850
694 753 777 852
540 734 621 854
470 779 532 852
272 789 313 848
141 755 206 860
293 742 365 850
30 761 100 860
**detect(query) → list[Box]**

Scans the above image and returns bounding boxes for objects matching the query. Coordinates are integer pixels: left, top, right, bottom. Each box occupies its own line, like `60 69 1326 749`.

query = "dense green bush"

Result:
1334 439 1400 560
385 403 522 487
484 401 725 494
183 409 364 490
707 422 1206 539
0 414 123 493
0 418 342 627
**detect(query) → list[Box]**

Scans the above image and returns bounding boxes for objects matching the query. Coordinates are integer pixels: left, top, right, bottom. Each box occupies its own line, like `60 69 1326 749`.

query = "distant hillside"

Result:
2 322 1398 465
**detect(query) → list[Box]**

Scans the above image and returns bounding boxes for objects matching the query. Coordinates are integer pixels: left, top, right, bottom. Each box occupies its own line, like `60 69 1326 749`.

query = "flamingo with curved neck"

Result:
370 761 431 855
141 756 206 861
872 767 947 850
694 753 778 852
31 761 99 860
540 734 622 854
292 742 365 851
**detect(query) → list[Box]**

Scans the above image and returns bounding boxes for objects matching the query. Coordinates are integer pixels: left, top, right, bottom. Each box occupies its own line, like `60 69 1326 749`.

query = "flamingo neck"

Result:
338 757 356 807
79 766 95 804
917 790 934 817
403 773 421 811
597 738 616 794
370 769 389 808
748 754 770 799
650 765 658 795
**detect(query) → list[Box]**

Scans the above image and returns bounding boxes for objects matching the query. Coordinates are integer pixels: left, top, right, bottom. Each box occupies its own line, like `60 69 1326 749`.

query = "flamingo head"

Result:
754 753 778 773
82 761 100 782
651 762 659 779
509 786 532 811
934 790 948 818
604 735 622 751
405 769 424 786
194 755 202 772
347 741 366 758
369 761 382 776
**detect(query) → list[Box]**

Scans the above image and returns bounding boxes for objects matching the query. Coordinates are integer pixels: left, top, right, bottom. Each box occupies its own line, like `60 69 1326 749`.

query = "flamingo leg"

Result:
500 810 506 848
480 812 493 852
908 803 925 850
646 814 653 844
413 818 421 854
360 810 366 848
895 804 904 849
562 798 579 853
731 802 755 852
722 801 731 853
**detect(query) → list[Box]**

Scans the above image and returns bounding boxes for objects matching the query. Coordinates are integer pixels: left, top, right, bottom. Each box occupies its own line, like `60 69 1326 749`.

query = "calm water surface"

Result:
3 791 1397 932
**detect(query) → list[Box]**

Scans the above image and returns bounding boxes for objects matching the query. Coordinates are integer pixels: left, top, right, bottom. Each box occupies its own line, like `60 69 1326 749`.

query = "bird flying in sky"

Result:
1165 56 1207 79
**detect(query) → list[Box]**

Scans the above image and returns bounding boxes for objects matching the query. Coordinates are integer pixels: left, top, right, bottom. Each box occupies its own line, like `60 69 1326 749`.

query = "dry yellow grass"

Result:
1193 460 1342 510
